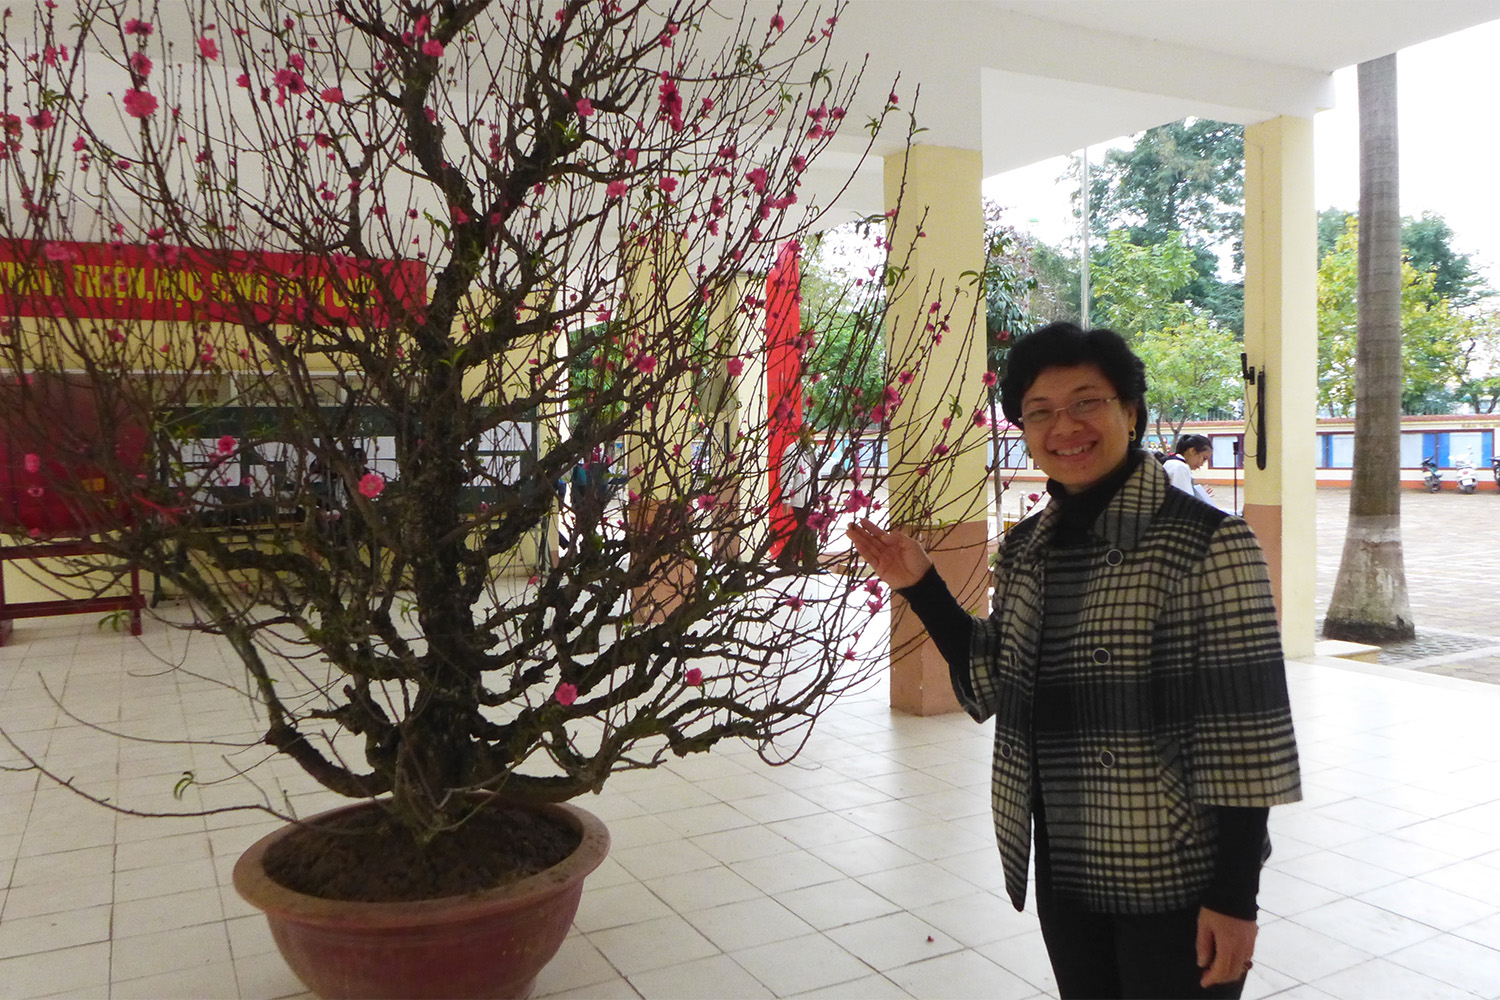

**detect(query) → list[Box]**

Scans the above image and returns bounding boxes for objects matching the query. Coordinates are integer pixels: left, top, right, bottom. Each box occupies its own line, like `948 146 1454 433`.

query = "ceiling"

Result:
16 0 1500 230
778 0 1500 214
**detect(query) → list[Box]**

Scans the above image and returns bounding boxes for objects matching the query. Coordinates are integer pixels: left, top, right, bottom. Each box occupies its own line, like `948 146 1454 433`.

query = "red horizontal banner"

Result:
0 240 426 326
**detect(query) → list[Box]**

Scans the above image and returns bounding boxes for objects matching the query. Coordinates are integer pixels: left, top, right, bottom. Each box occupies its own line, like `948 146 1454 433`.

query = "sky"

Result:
982 18 1500 287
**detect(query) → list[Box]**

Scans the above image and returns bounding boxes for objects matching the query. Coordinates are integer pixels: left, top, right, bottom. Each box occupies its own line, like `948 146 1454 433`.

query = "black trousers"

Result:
1035 885 1247 1000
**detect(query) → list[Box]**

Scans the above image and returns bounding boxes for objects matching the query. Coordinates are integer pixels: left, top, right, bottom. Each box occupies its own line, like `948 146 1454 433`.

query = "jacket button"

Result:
1092 648 1111 665
1105 548 1124 566
998 742 1014 760
1097 749 1116 768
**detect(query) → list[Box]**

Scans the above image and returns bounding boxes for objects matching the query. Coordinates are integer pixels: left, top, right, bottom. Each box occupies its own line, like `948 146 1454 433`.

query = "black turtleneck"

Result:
1047 449 1143 547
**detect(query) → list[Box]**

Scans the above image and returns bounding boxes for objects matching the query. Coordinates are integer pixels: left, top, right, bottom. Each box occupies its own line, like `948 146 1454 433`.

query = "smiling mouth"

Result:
1053 443 1094 458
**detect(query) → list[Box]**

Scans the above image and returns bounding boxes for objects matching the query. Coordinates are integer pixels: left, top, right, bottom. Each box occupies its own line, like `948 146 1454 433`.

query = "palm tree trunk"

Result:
1324 53 1415 642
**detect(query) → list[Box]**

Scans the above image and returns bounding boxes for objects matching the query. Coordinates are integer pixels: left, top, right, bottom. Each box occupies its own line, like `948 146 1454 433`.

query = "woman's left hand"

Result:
1196 907 1257 987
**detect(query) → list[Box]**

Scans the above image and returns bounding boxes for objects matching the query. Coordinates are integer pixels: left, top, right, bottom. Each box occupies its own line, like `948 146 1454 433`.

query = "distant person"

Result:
1164 434 1216 506
776 434 819 573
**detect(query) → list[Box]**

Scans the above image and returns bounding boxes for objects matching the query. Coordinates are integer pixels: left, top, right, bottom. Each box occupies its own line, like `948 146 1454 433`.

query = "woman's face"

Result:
1020 363 1137 493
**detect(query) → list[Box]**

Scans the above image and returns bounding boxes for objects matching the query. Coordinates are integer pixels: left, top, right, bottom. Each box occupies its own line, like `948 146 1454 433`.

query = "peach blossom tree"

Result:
0 0 995 840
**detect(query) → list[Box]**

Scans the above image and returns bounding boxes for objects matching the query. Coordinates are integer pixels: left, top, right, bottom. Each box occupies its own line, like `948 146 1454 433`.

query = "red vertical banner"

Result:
766 241 802 557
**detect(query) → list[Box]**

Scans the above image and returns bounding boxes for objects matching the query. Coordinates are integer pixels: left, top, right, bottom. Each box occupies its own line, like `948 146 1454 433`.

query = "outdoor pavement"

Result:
1316 486 1500 684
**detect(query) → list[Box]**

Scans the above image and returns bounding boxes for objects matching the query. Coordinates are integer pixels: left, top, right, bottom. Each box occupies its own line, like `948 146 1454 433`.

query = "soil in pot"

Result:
263 802 582 901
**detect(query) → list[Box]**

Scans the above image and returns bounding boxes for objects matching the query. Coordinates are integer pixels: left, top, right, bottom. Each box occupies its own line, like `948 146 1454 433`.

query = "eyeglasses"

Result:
1020 396 1119 428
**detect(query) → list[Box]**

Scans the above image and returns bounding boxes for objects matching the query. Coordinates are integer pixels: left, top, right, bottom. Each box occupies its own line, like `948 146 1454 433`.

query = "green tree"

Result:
1403 212 1485 306
1325 53 1415 643
1082 118 1246 333
1133 322 1243 441
1089 230 1200 336
1318 219 1474 415
980 201 1042 387
1088 119 1244 257
1086 229 1241 435
1318 208 1487 309
797 231 888 437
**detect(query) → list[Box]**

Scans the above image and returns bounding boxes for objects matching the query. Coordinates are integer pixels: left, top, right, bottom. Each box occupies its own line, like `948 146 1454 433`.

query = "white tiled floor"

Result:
5 614 1500 998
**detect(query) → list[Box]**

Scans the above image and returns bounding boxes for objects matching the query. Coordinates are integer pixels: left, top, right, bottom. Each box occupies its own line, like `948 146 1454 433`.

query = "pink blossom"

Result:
72 135 86 152
422 39 444 57
657 77 683 129
23 453 40 473
129 51 152 77
575 97 594 117
606 179 628 199
783 596 804 610
932 443 950 456
123 18 153 36
806 511 830 531
616 147 638 167
658 176 677 193
42 242 76 263
122 89 158 118
274 68 307 95
695 494 717 510
726 357 744 376
866 598 883 614
197 37 219 60
888 90 900 105
981 371 998 387
320 87 344 103
217 434 236 454
358 472 385 498
27 111 56 130
200 344 216 365
973 410 989 428
554 682 578 706
685 668 703 686
634 354 657 374
770 13 785 30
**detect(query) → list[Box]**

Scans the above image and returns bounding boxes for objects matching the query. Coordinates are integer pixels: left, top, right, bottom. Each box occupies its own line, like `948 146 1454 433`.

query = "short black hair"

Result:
1174 433 1212 456
999 322 1148 442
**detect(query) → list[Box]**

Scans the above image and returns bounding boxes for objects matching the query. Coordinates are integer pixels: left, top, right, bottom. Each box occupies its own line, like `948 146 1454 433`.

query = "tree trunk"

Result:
1324 54 1415 642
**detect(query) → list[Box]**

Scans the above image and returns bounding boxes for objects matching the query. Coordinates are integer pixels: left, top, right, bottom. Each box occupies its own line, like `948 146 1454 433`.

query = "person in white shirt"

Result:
776 435 819 572
1163 434 1215 505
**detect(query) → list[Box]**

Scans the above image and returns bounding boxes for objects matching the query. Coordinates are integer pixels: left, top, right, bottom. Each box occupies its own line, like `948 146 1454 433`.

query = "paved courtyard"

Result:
1316 486 1500 683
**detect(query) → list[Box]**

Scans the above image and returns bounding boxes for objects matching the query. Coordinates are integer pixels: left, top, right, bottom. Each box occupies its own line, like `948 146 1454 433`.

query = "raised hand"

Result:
845 517 933 590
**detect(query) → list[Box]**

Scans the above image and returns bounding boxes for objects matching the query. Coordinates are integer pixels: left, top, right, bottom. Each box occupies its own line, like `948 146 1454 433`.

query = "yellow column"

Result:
1242 116 1318 659
623 241 701 622
883 145 989 715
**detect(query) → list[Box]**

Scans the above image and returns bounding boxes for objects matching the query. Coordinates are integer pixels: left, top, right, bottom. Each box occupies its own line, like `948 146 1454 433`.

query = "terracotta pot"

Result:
233 800 610 1000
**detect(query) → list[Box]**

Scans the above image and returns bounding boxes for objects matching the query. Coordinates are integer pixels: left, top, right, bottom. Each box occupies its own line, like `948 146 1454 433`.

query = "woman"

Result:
847 323 1301 999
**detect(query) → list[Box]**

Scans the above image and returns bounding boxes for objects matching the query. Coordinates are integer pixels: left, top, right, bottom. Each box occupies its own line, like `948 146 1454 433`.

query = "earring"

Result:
1129 429 1137 442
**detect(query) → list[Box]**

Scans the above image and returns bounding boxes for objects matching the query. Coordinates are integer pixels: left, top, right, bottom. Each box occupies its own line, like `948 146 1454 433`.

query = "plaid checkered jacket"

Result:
957 457 1302 913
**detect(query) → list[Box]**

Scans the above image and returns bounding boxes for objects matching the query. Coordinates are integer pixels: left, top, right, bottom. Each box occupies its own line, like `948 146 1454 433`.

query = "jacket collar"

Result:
1016 450 1168 561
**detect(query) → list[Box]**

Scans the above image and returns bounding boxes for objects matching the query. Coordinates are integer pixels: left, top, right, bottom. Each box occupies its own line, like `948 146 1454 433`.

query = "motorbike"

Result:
1456 457 1478 494
1492 456 1500 489
1421 456 1442 492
